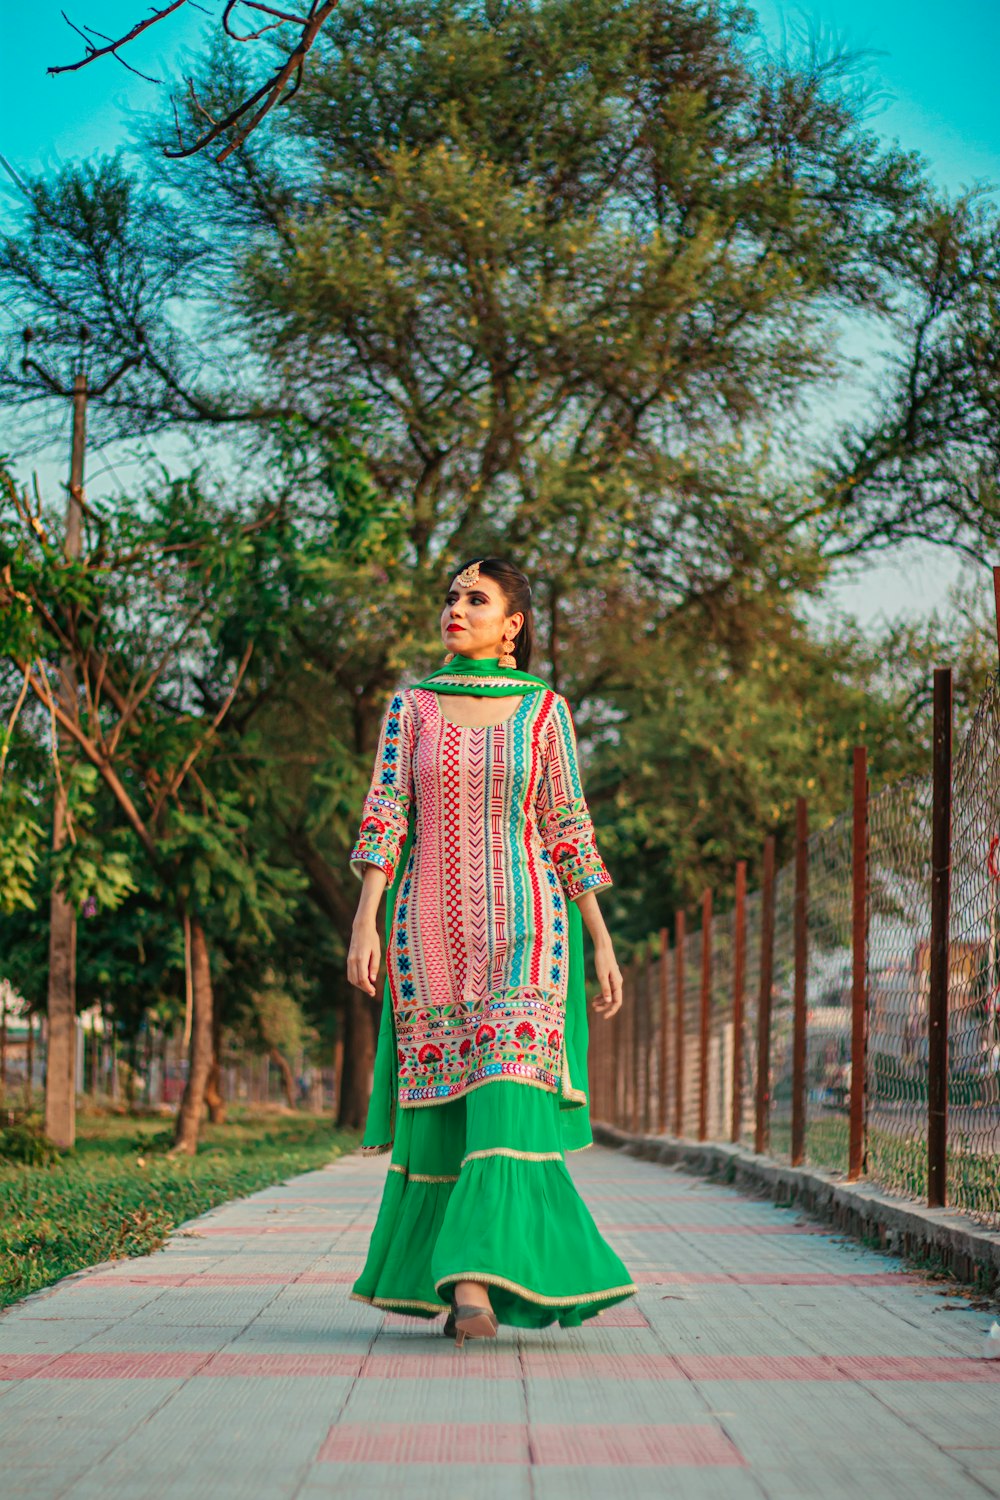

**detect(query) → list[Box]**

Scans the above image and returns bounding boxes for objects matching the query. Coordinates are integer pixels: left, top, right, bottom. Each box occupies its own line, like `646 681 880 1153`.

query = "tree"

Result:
0 463 303 1150
6 0 1000 1121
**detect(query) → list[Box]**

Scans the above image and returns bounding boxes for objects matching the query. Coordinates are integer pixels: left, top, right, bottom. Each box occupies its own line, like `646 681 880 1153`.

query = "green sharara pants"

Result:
351 1079 636 1328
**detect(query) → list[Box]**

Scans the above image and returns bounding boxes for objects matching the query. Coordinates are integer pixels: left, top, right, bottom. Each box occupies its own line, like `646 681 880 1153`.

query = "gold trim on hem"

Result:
433 1271 637 1308
360 1143 392 1155
461 1147 564 1166
350 1290 447 1314
387 1163 459 1183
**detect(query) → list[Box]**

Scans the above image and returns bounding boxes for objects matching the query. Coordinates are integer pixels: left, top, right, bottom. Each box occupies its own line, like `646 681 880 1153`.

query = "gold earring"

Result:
443 651 455 663
498 632 517 668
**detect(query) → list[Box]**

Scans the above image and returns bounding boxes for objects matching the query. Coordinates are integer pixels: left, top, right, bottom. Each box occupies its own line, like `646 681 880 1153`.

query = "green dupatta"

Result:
360 653 593 1154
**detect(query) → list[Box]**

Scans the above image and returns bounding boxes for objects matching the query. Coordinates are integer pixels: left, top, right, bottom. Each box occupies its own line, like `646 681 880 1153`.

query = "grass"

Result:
0 1108 359 1310
768 1114 999 1223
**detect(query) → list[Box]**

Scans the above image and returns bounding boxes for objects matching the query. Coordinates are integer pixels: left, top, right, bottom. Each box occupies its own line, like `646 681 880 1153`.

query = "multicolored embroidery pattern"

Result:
395 987 565 1103
349 693 412 888
349 685 612 1107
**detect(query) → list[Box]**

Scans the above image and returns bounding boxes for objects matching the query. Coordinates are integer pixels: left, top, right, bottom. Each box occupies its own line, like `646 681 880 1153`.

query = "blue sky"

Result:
4 0 998 189
2 0 998 625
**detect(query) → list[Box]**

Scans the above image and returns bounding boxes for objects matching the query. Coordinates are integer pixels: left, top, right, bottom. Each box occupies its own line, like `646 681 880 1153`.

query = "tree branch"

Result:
49 1 189 81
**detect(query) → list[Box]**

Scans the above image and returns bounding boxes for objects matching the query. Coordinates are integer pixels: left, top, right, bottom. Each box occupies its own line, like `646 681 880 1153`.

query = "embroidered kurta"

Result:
349 685 612 1108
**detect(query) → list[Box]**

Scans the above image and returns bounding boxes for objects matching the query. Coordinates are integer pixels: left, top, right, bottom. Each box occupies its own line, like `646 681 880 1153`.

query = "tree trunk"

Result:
269 1046 297 1109
24 1014 34 1109
203 1009 226 1124
336 990 376 1129
332 1026 344 1120
172 916 214 1154
45 871 77 1149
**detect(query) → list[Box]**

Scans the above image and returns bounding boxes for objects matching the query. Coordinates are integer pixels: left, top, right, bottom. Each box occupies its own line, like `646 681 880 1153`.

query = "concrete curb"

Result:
592 1122 1000 1292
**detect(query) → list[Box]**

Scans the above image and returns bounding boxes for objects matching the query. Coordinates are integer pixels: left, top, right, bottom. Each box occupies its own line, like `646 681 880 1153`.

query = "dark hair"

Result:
450 556 535 671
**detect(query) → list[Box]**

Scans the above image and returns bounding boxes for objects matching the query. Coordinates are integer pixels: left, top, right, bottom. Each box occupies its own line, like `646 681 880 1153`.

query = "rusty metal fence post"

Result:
698 889 712 1141
791 798 809 1167
847 746 869 1183
673 910 686 1137
754 836 776 1154
613 978 624 1127
631 956 642 1133
928 667 953 1208
642 947 654 1133
657 927 670 1134
731 860 746 1142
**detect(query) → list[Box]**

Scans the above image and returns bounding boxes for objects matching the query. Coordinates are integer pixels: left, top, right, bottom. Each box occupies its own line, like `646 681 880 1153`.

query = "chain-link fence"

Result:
595 669 1000 1233
0 1014 340 1120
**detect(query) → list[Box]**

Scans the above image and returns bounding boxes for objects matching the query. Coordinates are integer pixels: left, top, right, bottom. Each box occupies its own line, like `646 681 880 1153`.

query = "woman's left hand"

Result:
592 937 623 1017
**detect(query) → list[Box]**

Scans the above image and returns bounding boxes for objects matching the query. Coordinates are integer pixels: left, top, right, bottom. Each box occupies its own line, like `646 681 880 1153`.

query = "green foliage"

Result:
0 1119 58 1167
0 1112 359 1308
235 972 318 1059
50 765 138 913
0 789 44 915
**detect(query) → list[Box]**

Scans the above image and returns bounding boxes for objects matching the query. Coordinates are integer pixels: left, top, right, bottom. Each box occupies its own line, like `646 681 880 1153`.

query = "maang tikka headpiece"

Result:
444 558 519 668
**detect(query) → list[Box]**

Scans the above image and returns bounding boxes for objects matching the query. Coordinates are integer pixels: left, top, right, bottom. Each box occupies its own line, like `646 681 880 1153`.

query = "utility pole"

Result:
21 326 142 1149
45 357 87 1148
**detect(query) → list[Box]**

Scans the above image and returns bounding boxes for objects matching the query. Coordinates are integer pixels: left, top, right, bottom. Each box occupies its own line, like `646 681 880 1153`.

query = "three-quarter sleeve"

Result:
535 693 613 901
349 690 415 886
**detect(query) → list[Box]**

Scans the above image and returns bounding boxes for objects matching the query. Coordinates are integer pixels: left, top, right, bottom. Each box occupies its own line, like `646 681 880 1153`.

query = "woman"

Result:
347 556 635 1345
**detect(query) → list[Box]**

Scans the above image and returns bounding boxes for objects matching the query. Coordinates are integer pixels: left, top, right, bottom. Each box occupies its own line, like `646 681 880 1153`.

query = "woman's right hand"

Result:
348 918 381 996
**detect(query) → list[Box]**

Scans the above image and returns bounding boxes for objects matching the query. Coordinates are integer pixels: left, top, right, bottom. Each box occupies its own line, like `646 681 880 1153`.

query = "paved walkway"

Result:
1 1144 999 1499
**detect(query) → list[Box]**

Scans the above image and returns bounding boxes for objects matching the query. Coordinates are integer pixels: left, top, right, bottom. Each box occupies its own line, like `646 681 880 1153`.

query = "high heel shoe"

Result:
448 1290 498 1348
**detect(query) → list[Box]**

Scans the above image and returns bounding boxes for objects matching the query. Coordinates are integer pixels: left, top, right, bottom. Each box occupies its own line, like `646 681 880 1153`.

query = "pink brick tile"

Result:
200 1352 362 1377
522 1352 684 1380
837 1356 1000 1384
0 1354 61 1380
316 1423 744 1467
361 1352 521 1379
530 1423 746 1467
10 1350 996 1385
39 1352 210 1379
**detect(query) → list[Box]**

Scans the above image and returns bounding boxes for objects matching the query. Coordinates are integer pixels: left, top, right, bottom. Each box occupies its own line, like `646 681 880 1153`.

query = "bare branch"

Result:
21 658 159 865
48 1 189 81
47 0 338 160
222 0 310 42
150 639 254 816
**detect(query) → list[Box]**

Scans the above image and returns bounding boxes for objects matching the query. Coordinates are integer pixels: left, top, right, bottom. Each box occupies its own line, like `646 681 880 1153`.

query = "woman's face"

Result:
441 574 524 660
